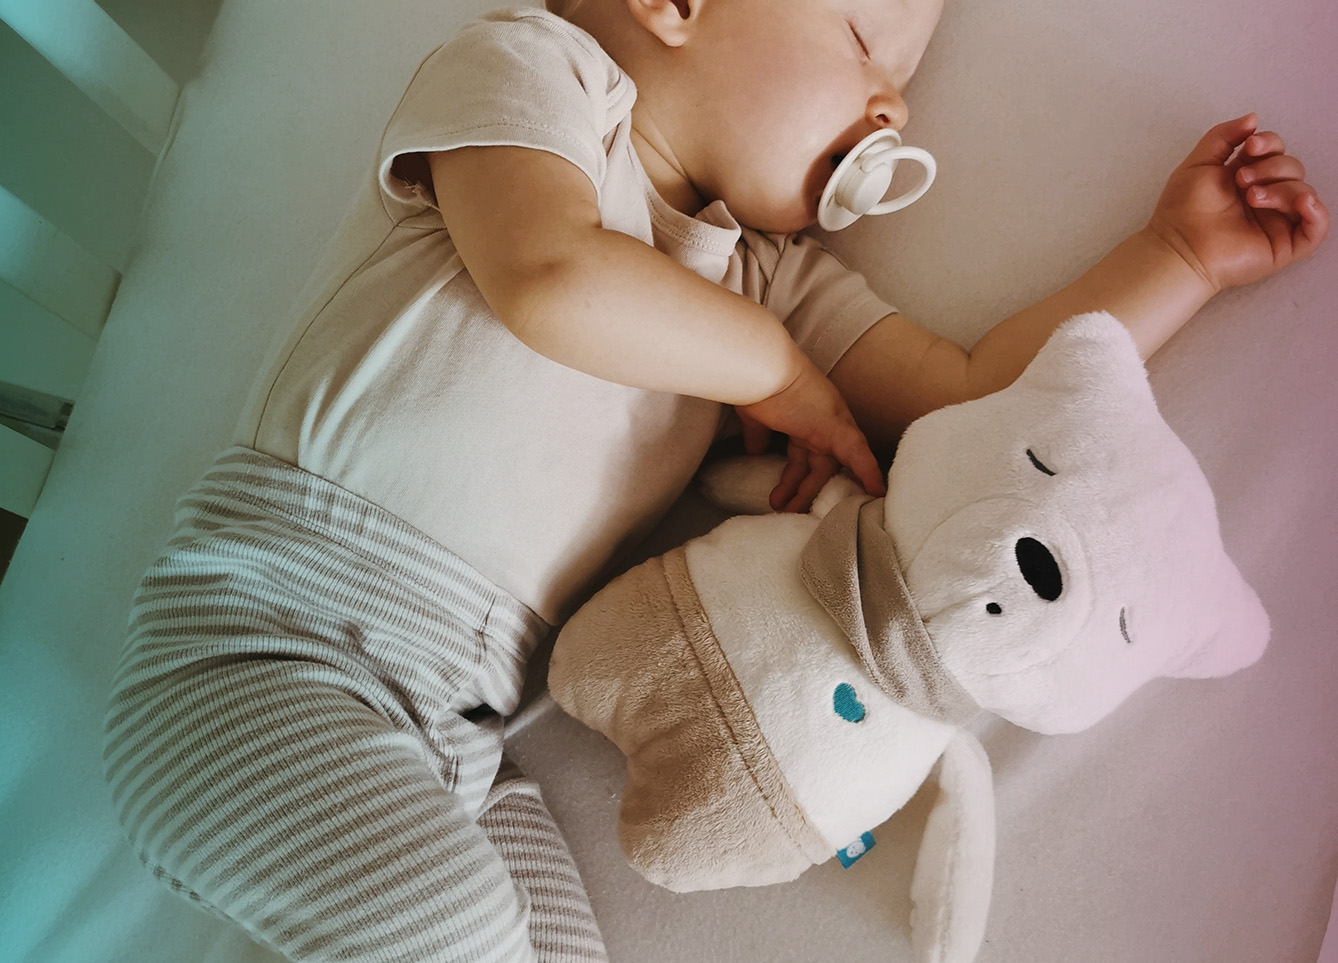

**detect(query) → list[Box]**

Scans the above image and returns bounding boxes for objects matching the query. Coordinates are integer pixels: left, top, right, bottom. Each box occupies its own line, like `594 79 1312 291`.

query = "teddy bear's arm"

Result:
909 730 995 963
698 454 865 518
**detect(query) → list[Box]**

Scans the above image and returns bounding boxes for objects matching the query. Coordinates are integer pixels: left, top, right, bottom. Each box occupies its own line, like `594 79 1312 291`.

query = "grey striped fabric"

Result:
103 447 608 963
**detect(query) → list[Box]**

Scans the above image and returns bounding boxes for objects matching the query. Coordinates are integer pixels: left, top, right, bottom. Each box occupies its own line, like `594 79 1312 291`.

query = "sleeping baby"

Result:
103 0 1327 960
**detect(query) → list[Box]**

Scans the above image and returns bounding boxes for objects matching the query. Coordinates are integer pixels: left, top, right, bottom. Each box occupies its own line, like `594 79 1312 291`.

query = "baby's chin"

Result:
732 195 820 235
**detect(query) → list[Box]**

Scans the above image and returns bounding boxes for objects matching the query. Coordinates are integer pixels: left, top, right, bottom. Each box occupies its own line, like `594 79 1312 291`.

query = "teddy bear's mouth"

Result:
1119 607 1132 644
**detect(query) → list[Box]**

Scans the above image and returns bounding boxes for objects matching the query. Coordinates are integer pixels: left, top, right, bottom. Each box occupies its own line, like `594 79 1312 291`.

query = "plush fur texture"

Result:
548 312 1269 963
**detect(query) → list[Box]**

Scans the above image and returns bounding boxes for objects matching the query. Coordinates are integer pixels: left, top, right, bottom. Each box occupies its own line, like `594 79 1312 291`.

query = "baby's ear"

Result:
625 0 699 47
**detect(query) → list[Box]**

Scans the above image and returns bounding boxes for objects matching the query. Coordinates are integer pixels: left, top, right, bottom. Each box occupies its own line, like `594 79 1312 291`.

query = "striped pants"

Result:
103 448 608 963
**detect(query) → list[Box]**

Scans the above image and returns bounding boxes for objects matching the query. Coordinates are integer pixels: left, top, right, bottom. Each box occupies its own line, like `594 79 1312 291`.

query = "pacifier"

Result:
817 129 936 231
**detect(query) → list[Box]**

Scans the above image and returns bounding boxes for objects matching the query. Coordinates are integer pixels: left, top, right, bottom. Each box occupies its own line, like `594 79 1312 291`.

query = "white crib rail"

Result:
0 0 177 153
0 0 180 520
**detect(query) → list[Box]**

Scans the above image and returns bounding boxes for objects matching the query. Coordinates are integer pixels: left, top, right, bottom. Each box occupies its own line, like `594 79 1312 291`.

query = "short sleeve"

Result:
376 9 634 219
748 231 897 374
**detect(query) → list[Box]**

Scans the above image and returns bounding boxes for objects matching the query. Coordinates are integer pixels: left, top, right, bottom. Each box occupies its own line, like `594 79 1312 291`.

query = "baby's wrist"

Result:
1138 223 1222 299
744 339 812 407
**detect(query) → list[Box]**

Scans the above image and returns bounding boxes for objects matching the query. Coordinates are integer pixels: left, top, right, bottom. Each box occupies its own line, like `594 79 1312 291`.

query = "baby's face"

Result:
681 0 943 232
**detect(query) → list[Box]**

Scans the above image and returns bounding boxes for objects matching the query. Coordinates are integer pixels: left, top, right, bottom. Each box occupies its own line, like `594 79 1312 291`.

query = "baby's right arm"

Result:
427 145 884 500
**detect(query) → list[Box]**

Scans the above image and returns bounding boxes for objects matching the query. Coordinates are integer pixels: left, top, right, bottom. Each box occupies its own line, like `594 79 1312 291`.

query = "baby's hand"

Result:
1147 114 1328 293
735 360 885 513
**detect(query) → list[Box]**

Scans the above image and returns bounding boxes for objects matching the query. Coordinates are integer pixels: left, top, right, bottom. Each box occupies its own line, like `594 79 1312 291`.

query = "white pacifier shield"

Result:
818 129 936 231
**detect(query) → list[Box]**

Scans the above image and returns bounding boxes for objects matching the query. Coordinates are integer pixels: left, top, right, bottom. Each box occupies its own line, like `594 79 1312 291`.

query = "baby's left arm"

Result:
826 113 1328 454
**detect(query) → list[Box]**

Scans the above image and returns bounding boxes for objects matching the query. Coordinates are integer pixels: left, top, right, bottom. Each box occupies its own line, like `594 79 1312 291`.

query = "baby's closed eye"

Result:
846 20 871 61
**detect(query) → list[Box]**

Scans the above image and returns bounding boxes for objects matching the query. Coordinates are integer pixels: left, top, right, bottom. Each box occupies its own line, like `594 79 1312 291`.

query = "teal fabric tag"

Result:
837 831 876 868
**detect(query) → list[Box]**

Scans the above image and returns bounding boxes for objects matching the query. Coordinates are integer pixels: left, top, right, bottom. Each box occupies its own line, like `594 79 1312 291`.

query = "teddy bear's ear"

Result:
1166 558 1270 679
1019 311 1155 409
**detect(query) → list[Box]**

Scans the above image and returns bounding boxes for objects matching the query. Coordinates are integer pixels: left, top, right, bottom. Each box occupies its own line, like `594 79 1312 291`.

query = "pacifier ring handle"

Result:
817 129 937 231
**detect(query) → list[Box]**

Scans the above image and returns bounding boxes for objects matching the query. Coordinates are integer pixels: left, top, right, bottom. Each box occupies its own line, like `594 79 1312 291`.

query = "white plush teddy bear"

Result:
548 312 1269 963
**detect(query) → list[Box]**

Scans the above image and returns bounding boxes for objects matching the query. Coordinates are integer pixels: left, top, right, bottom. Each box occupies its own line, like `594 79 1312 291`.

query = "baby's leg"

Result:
102 449 607 963
105 627 609 963
106 657 535 962
482 759 608 963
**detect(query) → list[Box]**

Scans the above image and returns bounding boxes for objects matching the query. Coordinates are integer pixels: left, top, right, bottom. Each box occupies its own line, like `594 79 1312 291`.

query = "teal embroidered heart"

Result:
833 683 866 723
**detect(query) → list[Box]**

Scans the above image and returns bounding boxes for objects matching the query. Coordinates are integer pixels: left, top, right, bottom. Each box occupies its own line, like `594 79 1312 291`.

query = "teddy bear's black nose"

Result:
1016 537 1062 601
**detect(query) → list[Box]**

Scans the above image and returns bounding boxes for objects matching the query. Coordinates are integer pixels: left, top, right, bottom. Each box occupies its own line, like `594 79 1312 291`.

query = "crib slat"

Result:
0 0 179 154
0 282 97 403
0 185 120 340
0 425 54 519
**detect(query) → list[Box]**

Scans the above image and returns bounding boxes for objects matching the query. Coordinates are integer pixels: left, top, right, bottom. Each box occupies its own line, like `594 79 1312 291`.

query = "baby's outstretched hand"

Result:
1148 113 1328 293
736 360 885 513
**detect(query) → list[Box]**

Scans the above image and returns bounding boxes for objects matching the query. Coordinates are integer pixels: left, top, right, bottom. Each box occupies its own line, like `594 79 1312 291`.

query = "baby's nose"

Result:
866 91 908 131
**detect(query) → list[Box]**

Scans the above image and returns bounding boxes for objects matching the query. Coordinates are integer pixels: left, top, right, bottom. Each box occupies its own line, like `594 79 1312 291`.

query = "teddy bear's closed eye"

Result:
1026 449 1056 476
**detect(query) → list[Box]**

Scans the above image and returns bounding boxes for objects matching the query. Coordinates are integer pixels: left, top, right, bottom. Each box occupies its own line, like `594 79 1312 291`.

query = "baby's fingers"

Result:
1246 179 1317 219
1295 192 1330 255
770 447 811 511
1249 187 1329 259
772 425 883 511
778 451 842 514
1232 129 1287 167
1185 113 1258 167
832 424 886 499
1237 153 1306 189
737 411 773 455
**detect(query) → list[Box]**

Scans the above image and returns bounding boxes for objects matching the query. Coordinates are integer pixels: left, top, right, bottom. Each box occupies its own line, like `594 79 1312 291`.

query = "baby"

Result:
102 0 1327 961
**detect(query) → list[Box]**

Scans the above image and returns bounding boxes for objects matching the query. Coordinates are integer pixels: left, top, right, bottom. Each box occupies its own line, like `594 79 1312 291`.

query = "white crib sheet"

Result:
1 0 1334 961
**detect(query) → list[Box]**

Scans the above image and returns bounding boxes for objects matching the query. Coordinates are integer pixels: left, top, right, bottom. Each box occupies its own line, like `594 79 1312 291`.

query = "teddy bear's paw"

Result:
910 732 994 963
810 474 866 518
698 456 868 517
697 455 787 514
